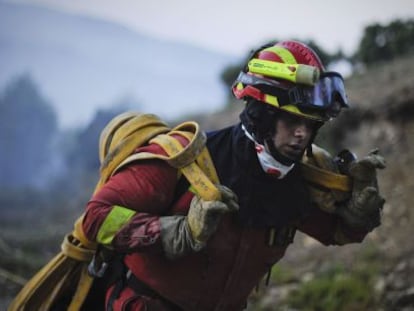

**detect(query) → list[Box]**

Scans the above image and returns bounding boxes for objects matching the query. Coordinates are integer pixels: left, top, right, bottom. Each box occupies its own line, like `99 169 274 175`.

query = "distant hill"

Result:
0 1 236 128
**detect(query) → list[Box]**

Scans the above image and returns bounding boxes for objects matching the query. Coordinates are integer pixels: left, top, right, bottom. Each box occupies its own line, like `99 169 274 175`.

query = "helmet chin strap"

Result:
242 125 295 179
264 137 295 166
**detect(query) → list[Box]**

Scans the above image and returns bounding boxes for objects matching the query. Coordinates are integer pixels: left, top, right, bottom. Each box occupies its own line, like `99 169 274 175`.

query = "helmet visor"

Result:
290 72 348 111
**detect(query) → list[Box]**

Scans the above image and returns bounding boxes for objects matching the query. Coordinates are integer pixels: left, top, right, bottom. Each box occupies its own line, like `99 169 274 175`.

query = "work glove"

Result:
160 185 239 259
336 149 386 231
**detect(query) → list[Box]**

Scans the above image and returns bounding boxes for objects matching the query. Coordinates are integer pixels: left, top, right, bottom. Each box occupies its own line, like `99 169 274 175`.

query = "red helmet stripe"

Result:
233 84 265 102
277 41 325 70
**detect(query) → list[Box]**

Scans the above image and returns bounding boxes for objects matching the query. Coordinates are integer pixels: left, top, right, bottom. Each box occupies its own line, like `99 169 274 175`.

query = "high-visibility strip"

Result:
262 46 297 64
96 205 136 246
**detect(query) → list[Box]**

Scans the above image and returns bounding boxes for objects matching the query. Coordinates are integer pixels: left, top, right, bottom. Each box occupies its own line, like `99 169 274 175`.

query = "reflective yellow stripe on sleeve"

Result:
96 205 136 246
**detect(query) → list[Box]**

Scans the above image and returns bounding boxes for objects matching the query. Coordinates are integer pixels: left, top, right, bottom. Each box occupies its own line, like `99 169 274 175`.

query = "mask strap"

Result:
242 125 295 179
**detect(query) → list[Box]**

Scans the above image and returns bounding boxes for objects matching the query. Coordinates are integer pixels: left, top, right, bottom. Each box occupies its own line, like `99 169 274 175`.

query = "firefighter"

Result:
82 40 385 310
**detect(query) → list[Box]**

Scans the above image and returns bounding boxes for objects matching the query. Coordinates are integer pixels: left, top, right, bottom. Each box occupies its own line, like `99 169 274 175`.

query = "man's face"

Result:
271 112 317 161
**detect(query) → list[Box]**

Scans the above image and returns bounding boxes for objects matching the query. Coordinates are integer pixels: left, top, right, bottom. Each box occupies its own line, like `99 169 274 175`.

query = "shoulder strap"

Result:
115 120 221 201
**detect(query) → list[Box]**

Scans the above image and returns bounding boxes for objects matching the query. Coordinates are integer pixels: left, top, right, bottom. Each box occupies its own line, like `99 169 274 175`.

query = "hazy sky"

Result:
11 0 414 56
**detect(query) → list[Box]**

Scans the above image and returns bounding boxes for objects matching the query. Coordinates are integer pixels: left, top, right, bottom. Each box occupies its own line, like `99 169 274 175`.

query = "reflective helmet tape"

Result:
234 83 280 108
236 82 244 91
261 46 297 64
281 104 324 121
96 205 136 246
263 94 279 107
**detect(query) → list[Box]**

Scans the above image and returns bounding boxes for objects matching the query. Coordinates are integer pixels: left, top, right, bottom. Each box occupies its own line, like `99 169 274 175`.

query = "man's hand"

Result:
160 185 239 259
336 149 386 231
187 185 239 244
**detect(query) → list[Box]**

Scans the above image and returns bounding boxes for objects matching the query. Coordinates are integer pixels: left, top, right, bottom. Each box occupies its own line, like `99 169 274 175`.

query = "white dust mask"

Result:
242 125 295 179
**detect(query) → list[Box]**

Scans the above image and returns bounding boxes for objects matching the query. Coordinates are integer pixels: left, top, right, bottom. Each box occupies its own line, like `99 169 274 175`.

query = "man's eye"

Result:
284 114 301 125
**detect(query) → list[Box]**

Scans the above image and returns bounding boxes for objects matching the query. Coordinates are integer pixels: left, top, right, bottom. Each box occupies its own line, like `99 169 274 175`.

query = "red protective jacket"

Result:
82 125 368 311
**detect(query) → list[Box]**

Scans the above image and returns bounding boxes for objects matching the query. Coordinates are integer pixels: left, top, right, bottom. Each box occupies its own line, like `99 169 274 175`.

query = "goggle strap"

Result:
288 87 304 105
235 71 286 90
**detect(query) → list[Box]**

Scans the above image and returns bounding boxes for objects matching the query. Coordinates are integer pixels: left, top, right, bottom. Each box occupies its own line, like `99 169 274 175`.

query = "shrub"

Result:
284 264 378 311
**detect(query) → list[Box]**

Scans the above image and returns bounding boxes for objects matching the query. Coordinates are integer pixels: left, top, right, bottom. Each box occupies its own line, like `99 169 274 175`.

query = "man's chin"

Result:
284 149 305 162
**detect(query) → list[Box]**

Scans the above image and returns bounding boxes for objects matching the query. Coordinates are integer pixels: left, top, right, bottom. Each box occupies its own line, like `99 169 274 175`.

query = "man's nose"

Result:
293 124 307 137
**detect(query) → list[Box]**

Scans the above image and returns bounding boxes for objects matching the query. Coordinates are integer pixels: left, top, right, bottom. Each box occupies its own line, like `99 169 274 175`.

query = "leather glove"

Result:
187 185 239 244
160 185 239 259
336 149 386 231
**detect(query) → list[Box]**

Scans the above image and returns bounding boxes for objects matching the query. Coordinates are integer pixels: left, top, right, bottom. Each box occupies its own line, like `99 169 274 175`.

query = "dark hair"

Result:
239 99 277 144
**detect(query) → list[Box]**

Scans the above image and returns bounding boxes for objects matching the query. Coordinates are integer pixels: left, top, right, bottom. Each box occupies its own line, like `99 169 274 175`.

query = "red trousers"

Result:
106 284 176 311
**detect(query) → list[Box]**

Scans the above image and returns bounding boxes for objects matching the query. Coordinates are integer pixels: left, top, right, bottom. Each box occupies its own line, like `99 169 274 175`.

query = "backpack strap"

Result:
114 121 221 201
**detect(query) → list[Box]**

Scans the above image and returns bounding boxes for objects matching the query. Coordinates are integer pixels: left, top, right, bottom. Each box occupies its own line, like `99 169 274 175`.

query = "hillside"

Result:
1 54 414 310
0 1 235 128
187 54 414 310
